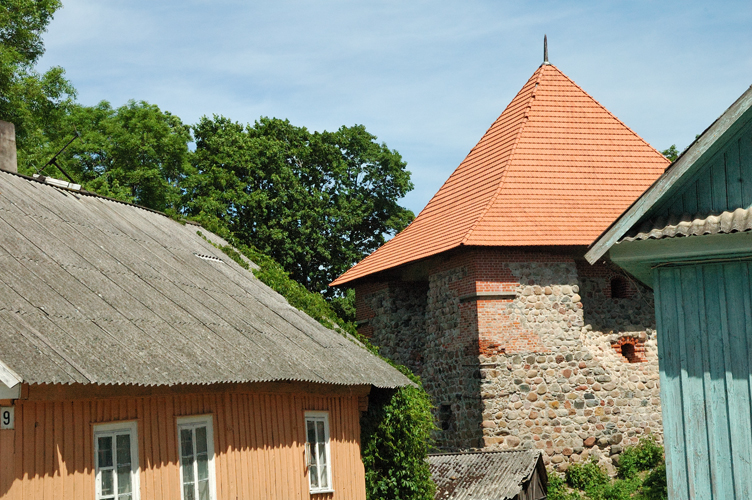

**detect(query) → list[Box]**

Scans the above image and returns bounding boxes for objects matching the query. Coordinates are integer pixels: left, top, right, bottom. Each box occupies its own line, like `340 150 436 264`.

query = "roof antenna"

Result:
36 130 80 183
543 35 550 65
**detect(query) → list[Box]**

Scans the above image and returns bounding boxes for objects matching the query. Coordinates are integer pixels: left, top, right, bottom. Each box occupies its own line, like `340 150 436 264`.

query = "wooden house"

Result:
587 85 752 498
0 121 411 500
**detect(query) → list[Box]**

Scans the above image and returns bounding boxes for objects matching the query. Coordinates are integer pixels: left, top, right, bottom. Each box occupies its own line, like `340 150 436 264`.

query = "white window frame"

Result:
93 420 140 500
177 414 217 500
305 411 333 494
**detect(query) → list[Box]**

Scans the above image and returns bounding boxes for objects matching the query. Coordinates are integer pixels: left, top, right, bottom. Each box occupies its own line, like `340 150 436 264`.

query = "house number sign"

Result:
0 407 13 429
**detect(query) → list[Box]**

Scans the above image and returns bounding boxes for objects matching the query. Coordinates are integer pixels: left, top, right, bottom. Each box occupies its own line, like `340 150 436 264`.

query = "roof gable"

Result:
0 171 410 389
333 64 668 286
586 84 752 265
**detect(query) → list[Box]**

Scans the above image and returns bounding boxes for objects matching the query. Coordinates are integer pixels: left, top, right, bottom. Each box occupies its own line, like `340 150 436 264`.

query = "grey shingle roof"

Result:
0 171 411 388
427 450 543 500
620 207 752 242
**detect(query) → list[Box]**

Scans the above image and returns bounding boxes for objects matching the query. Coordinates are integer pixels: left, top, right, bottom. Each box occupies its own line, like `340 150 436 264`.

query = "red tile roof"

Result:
331 64 669 287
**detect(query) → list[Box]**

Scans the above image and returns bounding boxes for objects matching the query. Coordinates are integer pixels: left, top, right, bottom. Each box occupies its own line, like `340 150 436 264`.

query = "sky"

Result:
38 0 752 215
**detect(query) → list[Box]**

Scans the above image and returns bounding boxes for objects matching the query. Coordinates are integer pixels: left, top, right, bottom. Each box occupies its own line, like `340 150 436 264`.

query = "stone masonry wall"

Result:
354 249 662 471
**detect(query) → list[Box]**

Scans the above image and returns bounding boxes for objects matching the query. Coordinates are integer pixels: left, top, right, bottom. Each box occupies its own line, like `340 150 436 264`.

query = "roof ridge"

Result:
460 66 544 245
547 64 668 160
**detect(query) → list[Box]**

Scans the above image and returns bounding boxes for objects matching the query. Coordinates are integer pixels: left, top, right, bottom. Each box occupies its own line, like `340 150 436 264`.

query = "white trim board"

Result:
0 360 22 389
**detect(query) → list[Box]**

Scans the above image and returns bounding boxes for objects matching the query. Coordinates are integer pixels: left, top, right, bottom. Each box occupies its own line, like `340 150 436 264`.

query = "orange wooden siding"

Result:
0 386 366 500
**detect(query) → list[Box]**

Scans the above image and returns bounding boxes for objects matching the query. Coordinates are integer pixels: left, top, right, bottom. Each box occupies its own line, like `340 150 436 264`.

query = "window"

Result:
610 276 629 299
178 415 217 500
94 421 139 500
305 412 333 494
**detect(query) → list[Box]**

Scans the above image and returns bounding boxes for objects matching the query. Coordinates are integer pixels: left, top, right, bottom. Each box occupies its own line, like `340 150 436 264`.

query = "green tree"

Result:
184 116 414 296
0 0 76 159
20 100 192 214
661 145 679 162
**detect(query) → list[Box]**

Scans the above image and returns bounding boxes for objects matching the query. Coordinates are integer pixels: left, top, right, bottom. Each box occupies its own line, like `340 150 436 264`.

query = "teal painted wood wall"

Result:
655 261 752 499
653 118 752 217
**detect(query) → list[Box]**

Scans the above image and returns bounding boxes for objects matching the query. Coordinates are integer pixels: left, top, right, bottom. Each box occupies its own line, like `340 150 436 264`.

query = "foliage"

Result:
566 458 609 490
184 115 414 296
639 463 667 500
0 0 76 156
660 145 679 162
548 474 584 500
361 383 435 500
616 435 664 480
19 100 193 214
203 231 436 500
551 437 667 500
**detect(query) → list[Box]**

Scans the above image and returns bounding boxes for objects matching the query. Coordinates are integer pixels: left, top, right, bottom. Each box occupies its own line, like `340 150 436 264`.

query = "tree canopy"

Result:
0 0 75 157
184 115 414 295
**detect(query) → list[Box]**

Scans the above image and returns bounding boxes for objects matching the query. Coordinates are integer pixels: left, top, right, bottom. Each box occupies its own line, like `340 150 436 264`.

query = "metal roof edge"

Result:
586 84 752 265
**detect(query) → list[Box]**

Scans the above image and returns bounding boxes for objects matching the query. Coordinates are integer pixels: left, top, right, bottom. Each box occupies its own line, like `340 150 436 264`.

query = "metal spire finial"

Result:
543 35 549 64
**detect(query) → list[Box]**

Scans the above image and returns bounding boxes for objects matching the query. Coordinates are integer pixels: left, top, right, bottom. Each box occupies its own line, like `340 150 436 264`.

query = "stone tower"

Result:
331 62 669 470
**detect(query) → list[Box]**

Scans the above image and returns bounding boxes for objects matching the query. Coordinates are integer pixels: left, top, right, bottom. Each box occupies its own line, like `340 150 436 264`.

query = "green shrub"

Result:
617 436 664 479
548 473 584 500
566 459 609 490
639 463 668 500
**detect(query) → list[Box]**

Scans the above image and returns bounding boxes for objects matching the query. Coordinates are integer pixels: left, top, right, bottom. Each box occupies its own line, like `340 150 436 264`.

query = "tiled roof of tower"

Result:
331 63 669 287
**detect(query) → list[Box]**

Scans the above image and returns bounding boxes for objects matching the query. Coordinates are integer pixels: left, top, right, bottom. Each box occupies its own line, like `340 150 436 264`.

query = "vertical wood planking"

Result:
722 263 752 497
1 389 366 500
725 143 743 209
677 267 712 497
655 268 690 498
740 127 752 207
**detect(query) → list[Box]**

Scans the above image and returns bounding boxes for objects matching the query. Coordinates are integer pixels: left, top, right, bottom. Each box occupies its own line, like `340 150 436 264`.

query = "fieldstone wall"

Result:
354 250 662 470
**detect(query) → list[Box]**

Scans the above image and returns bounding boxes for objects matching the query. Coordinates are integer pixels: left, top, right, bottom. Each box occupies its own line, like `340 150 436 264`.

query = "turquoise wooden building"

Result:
587 84 752 499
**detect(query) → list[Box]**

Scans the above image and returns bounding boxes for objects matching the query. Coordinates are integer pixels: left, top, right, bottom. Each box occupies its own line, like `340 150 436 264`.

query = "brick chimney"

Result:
0 121 18 173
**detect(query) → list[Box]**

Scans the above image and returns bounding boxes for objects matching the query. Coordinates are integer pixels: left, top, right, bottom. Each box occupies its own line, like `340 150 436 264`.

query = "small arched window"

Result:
610 276 629 299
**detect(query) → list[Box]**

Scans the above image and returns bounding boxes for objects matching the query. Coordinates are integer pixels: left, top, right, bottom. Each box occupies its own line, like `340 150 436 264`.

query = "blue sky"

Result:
38 0 752 215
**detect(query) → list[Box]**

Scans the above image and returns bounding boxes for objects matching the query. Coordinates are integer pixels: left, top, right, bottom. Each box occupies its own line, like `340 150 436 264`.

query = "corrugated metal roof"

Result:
427 450 542 500
620 207 752 242
0 171 411 388
331 63 668 286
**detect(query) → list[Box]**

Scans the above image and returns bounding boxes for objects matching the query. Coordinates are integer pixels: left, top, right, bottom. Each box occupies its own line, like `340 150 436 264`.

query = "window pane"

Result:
98 436 113 468
309 465 319 488
306 420 316 447
318 440 327 466
117 465 132 494
316 421 325 445
116 434 131 468
197 453 209 481
198 479 210 500
101 468 114 496
320 465 328 488
182 454 195 484
181 428 194 459
195 426 208 455
117 495 132 500
183 483 195 500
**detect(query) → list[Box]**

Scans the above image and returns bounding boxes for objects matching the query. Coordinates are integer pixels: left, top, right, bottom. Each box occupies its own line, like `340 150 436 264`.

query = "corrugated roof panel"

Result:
428 450 542 500
0 171 410 388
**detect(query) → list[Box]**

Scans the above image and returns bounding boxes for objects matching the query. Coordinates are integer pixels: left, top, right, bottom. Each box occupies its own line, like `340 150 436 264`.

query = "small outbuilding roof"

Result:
0 170 411 389
427 450 546 500
332 63 668 287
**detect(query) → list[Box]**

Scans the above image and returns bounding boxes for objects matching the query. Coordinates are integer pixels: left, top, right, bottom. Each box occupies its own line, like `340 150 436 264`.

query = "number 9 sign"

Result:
0 407 13 429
